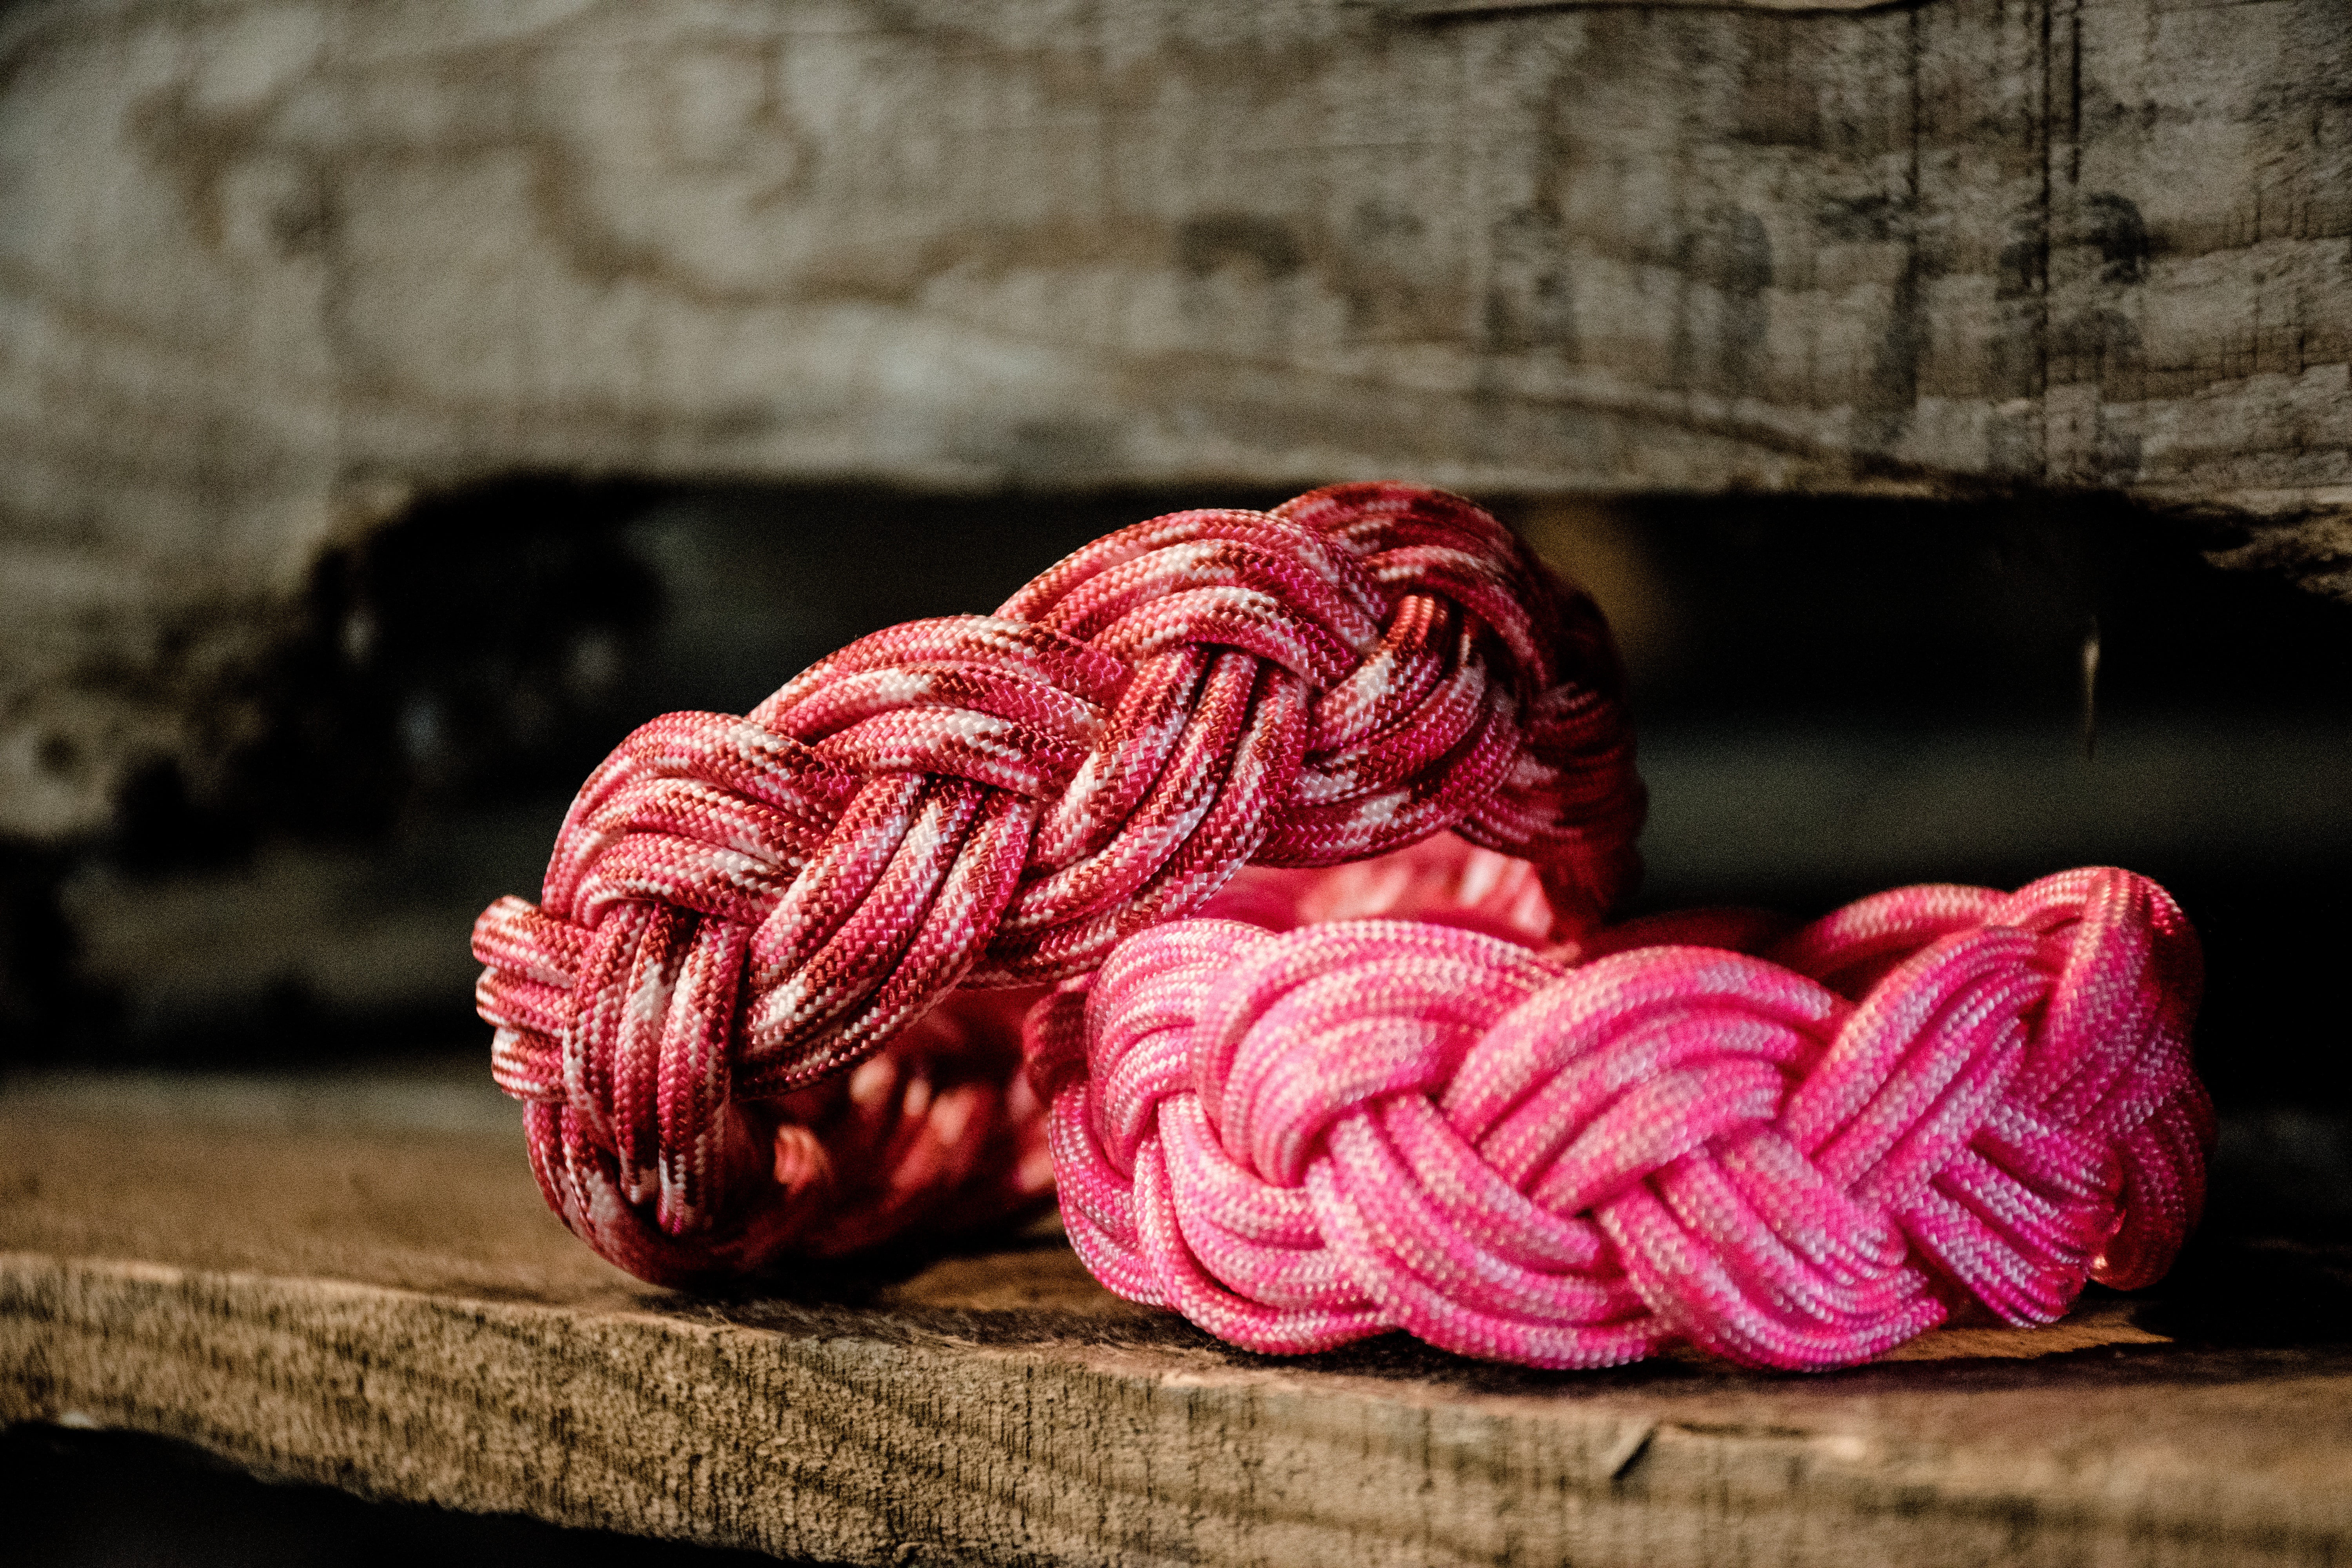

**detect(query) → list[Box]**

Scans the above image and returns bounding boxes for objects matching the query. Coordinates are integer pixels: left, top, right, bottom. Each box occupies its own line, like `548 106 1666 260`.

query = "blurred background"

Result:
6 479 2348 1225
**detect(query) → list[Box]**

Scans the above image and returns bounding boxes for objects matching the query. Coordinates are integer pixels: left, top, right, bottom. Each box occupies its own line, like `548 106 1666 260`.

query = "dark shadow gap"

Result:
0 1425 815 1568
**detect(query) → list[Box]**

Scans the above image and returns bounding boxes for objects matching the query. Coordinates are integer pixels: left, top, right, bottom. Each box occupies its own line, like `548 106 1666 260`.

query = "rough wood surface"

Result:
1 1066 2347 1566
4 0 2351 842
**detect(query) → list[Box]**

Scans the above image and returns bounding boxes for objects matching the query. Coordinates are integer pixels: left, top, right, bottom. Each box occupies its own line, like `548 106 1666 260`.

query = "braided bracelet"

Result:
1031 851 2209 1370
472 485 1646 1283
471 483 2207 1371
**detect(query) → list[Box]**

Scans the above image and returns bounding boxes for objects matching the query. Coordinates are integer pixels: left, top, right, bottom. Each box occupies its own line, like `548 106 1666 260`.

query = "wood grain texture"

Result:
3 0 2350 840
2 1067 2348 1566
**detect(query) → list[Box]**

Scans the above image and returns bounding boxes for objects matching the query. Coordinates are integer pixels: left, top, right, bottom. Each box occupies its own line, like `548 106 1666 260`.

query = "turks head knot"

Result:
471 483 1646 1282
1030 865 2210 1370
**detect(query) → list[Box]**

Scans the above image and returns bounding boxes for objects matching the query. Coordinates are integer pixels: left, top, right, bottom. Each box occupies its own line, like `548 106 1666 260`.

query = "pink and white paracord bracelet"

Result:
1036 842 2209 1370
472 484 2209 1370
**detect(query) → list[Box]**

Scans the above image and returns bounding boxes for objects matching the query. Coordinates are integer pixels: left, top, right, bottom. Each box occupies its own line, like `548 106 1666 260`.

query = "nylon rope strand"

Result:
472 484 1647 1283
1029 851 2211 1371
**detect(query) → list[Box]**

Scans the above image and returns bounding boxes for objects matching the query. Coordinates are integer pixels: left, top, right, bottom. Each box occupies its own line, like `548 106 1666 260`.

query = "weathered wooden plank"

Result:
1 1067 2347 1566
2 0 2348 842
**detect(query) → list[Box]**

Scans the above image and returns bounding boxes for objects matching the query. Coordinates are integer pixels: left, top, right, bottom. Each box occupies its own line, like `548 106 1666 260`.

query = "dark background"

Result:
11 483 2347 1123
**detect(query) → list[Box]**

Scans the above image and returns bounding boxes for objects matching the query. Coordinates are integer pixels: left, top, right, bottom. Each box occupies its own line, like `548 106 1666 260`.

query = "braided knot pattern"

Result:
472 484 1644 1282
1028 866 2210 1369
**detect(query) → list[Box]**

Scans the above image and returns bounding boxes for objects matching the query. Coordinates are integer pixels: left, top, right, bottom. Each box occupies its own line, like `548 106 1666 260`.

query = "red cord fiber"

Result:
473 485 1644 1282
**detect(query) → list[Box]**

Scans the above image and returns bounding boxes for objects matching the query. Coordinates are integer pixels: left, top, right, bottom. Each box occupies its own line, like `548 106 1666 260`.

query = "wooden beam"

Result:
2 1067 2347 1565
4 0 2349 841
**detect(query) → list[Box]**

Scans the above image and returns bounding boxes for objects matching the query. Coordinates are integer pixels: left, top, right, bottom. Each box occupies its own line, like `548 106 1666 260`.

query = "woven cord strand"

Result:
472 485 1646 1283
1028 860 2210 1370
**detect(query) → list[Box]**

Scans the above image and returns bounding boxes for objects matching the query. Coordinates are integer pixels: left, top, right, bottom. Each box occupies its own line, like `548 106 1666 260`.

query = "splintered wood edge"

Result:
5 1251 2346 1568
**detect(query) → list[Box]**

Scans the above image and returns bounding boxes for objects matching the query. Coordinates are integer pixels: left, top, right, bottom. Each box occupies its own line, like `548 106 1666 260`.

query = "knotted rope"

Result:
472 485 1645 1282
1028 865 2210 1370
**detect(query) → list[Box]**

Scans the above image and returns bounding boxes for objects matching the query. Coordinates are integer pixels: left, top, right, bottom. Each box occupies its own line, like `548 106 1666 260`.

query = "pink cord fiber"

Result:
1028 854 2211 1370
472 485 1644 1283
